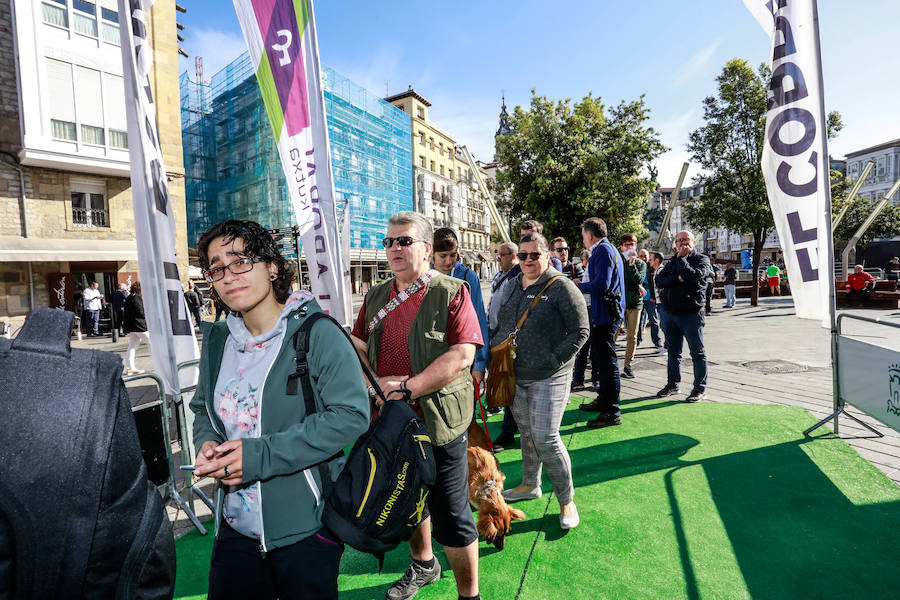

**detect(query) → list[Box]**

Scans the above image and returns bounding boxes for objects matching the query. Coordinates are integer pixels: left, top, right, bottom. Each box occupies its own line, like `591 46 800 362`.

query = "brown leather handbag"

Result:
486 276 561 408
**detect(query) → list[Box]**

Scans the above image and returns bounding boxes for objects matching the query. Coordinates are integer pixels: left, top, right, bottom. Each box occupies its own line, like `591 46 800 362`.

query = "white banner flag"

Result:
118 0 199 392
743 0 834 321
233 0 350 326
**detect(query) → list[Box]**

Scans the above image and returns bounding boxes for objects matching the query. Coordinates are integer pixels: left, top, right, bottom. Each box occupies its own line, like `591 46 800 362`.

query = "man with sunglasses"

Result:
350 212 483 600
655 230 710 403
551 237 584 281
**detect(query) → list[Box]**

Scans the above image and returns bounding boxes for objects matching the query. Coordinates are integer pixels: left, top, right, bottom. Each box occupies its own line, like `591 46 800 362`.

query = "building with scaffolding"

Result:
180 52 413 293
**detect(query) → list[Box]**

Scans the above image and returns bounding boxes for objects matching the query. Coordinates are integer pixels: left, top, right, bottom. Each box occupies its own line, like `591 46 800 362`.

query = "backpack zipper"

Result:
254 345 278 557
356 447 378 518
412 434 431 460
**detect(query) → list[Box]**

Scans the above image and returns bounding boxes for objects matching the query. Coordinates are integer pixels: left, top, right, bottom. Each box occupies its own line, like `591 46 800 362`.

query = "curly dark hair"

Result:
197 220 295 305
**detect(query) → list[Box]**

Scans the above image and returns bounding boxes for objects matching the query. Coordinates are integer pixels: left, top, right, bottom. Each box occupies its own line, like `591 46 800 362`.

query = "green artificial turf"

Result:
174 397 900 599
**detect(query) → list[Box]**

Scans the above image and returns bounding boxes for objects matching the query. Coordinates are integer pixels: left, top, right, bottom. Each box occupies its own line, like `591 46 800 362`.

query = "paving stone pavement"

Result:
68 290 900 538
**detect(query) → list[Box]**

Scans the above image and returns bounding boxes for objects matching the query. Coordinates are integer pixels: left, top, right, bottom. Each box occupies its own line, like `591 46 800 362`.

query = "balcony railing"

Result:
72 208 109 228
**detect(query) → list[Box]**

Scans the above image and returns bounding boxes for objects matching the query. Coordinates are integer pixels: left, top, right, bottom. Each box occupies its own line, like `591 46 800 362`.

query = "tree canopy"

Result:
683 58 772 305
494 90 666 245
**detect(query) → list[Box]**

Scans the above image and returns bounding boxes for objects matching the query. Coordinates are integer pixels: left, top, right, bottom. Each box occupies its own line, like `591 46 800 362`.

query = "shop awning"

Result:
0 237 139 262
478 251 494 262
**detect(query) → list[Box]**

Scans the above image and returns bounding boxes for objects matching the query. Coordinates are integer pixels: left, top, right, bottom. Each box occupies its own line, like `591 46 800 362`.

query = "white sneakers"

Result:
560 503 580 530
123 368 145 376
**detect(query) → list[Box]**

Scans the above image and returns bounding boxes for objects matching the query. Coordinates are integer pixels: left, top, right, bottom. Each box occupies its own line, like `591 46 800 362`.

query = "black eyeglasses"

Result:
382 236 426 248
554 247 569 253
496 251 512 257
203 256 264 282
516 252 544 261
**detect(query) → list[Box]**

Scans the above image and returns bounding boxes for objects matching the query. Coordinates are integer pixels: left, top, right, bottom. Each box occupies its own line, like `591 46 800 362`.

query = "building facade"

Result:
647 181 781 264
385 87 494 276
1 0 188 324
180 52 413 294
844 138 900 205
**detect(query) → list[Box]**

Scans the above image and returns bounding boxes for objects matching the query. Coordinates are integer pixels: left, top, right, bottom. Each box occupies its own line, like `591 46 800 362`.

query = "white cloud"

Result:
179 28 249 81
670 39 722 89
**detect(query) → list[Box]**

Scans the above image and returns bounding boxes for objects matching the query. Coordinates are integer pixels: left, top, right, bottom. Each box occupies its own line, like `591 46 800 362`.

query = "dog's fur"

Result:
466 421 525 550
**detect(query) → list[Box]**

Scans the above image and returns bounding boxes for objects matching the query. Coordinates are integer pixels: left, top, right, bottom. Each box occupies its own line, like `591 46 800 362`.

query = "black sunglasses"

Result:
516 252 544 261
555 247 569 252
382 236 426 248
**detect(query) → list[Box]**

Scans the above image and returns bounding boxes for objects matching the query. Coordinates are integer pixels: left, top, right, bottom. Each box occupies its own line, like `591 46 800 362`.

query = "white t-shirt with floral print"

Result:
215 290 313 539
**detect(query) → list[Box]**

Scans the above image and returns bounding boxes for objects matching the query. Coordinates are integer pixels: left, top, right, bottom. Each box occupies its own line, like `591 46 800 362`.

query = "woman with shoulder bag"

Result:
189 220 370 599
492 232 589 530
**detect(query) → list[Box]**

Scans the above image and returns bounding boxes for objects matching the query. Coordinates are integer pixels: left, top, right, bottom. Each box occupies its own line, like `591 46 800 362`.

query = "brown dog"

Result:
466 421 525 550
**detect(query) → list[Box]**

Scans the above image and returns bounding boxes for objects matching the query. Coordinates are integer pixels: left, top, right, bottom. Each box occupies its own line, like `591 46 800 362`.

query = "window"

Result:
101 6 120 45
428 137 434 150
439 144 443 154
73 0 98 38
416 107 424 119
877 156 886 177
430 160 435 172
849 162 859 181
76 66 104 144
47 59 76 141
103 73 128 148
418 132 425 145
418 156 425 168
440 165 444 176
448 148 452 159
42 0 68 28
71 182 108 228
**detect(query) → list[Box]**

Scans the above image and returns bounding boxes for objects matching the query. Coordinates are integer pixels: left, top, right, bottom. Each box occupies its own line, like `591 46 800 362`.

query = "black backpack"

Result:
286 312 437 570
0 308 175 599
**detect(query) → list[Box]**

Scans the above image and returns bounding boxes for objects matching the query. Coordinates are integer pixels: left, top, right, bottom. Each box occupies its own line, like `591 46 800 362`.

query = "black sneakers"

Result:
385 559 442 600
621 366 635 379
656 385 679 398
685 390 707 403
587 413 621 429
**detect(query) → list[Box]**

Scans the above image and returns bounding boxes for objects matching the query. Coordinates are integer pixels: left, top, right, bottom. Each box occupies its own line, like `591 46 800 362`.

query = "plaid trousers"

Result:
511 371 574 505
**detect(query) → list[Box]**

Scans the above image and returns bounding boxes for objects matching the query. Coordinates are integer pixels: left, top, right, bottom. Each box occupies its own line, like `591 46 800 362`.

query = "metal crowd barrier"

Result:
805 313 900 436
125 368 213 535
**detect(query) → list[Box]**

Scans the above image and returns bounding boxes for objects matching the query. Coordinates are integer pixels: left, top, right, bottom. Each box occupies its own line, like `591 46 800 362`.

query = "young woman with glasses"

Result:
492 232 589 530
190 219 369 599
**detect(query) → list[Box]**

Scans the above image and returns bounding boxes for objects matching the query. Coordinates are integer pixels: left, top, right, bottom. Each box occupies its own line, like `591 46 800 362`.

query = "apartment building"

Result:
0 0 188 324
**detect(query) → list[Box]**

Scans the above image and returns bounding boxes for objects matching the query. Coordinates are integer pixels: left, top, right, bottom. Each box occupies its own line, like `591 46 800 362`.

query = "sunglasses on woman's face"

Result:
382 236 425 248
516 252 544 261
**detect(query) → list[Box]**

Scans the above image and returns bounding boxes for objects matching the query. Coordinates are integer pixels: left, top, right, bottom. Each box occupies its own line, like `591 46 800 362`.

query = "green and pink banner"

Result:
233 0 351 325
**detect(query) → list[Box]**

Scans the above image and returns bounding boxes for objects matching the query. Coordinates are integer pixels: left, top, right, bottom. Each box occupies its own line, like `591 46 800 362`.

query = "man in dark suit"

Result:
576 217 625 428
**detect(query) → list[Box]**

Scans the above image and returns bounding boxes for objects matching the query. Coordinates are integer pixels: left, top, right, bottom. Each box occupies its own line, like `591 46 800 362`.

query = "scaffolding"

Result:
180 53 413 255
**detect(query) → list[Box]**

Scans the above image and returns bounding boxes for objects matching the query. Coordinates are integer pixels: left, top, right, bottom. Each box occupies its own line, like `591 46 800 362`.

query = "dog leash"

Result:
474 379 494 452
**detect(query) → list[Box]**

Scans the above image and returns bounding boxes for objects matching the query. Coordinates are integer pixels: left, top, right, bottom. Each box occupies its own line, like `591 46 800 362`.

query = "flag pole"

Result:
810 0 840 432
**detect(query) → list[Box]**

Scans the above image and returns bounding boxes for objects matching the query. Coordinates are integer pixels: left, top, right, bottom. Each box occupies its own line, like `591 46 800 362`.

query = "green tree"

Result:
684 59 771 306
494 90 666 246
831 170 900 267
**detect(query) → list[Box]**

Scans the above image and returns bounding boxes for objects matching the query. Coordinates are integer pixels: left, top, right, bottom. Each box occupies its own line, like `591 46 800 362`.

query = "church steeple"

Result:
495 94 511 138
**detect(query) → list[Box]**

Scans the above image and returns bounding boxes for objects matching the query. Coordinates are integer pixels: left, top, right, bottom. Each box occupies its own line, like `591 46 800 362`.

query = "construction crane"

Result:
456 145 511 244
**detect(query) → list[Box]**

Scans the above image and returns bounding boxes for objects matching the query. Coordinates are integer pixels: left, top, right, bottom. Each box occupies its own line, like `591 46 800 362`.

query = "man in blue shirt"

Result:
576 217 625 428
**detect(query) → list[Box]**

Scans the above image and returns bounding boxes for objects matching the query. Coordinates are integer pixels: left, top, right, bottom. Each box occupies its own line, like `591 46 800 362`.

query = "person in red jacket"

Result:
846 265 875 306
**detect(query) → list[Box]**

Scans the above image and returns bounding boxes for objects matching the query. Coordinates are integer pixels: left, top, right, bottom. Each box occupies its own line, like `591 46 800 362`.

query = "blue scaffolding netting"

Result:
180 52 413 251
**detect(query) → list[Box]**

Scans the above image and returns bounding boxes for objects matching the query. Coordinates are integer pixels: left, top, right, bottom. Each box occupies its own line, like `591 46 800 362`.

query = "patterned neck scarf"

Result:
367 270 437 334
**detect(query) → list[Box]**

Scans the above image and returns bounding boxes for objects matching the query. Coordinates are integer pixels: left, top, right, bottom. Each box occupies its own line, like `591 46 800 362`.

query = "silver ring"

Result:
224 465 230 478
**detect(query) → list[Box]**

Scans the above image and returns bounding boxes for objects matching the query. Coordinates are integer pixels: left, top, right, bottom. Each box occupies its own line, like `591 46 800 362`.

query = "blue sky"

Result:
178 0 900 186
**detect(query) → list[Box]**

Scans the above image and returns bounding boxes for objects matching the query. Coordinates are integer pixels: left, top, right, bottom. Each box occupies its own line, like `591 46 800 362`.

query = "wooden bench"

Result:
835 280 900 308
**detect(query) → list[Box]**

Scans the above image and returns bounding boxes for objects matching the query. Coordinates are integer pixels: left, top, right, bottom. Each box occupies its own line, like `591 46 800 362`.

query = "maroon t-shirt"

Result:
351 280 483 379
